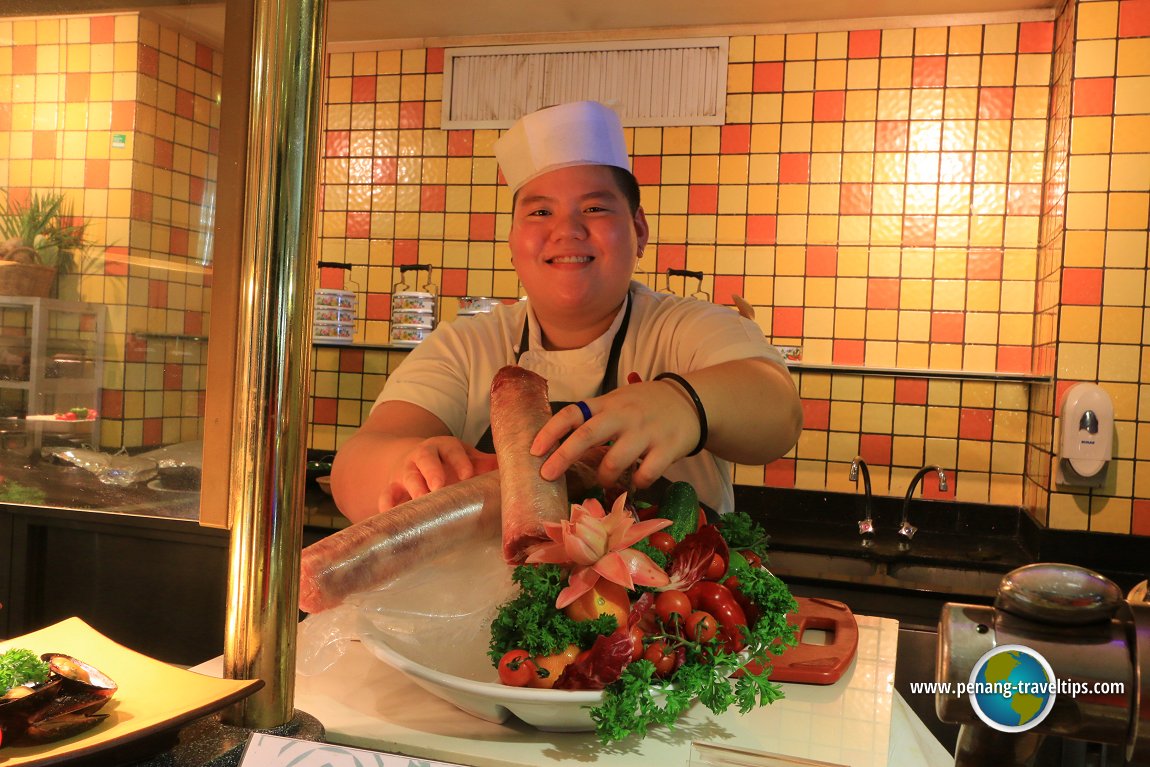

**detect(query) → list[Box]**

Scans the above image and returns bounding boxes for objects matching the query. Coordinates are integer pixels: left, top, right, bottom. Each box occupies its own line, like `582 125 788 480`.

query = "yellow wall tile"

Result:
1076 0 1119 40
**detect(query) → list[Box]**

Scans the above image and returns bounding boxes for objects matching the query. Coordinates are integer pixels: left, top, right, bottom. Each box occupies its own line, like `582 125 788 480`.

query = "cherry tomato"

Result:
628 624 646 661
530 644 580 689
655 590 692 625
723 576 762 625
643 640 676 677
739 550 763 569
685 610 718 642
686 581 748 652
497 649 537 687
704 553 726 580
647 531 676 555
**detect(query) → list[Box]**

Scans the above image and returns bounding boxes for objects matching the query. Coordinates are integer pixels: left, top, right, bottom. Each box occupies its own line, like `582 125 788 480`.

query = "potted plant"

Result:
0 190 90 298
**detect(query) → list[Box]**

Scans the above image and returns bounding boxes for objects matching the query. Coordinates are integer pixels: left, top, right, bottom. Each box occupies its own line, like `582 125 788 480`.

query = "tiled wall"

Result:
310 19 1057 512
1026 0 1150 535
306 3 1149 538
0 12 220 449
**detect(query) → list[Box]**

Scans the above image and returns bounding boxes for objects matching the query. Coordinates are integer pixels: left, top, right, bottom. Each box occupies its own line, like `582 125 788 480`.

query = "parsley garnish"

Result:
715 511 771 562
0 648 50 693
488 564 616 663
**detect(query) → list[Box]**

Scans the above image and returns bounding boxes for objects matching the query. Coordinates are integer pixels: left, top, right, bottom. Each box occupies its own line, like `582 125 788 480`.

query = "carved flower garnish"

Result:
526 494 672 608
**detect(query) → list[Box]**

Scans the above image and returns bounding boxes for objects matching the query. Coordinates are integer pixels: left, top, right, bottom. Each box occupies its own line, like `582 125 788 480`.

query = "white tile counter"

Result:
266 614 898 767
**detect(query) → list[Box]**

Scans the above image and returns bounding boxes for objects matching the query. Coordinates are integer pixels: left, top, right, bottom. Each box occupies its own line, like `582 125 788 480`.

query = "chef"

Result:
330 100 802 524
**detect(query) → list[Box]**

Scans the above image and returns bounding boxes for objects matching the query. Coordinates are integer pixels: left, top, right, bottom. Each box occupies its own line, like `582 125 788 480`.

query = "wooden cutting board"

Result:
769 596 860 685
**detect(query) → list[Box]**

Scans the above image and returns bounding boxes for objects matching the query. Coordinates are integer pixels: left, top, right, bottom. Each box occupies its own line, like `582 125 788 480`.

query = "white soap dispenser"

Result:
1057 382 1114 487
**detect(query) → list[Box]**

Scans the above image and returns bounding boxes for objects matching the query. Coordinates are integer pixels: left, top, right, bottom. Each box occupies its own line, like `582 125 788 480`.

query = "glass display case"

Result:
0 297 104 456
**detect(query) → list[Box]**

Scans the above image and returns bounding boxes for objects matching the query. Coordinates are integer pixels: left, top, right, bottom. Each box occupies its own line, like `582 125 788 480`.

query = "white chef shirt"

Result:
377 281 787 514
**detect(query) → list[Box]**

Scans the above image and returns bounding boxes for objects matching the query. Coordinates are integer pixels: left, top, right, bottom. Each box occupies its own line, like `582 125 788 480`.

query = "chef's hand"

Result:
381 437 498 511
529 380 700 490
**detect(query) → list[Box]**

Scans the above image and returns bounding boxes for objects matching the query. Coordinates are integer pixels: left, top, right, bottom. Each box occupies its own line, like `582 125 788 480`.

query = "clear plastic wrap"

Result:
44 446 157 486
297 532 515 679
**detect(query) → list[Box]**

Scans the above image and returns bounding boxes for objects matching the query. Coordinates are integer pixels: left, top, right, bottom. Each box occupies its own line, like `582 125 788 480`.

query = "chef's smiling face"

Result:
509 164 648 347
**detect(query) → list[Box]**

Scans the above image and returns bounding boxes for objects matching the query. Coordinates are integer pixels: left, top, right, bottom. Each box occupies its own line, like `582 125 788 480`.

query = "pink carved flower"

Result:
526 494 672 609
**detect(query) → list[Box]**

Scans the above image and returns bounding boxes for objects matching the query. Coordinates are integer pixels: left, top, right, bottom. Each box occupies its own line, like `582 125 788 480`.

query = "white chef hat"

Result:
494 101 631 193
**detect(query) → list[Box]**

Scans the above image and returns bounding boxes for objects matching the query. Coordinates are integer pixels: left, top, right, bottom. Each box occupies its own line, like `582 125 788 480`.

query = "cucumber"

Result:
657 481 701 541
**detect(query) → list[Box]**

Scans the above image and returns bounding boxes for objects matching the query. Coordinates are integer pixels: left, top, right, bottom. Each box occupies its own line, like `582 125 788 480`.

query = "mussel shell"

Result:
41 653 117 700
0 678 63 732
15 712 109 745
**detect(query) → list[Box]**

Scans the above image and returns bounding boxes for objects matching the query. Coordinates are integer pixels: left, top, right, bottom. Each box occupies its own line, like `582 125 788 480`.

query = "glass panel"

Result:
0 2 226 519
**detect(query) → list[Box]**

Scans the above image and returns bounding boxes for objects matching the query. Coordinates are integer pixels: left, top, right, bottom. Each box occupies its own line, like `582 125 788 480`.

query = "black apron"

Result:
473 293 632 453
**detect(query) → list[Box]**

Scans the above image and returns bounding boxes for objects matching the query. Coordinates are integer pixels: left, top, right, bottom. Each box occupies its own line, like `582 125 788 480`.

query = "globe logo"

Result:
968 644 1057 732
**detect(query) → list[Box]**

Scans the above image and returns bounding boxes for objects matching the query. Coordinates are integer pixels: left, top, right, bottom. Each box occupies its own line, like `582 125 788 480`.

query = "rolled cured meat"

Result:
298 471 501 614
489 365 569 564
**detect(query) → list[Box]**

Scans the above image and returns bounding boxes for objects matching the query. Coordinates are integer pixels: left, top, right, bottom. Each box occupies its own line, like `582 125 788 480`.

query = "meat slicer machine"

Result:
935 563 1149 766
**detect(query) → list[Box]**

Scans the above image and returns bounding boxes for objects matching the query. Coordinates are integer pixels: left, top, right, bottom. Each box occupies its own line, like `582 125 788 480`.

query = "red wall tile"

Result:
469 212 495 241
688 184 719 214
1073 78 1115 116
894 378 929 404
632 155 662 185
713 274 744 305
752 62 784 92
805 246 837 277
801 398 830 430
441 267 468 296
867 278 901 309
912 57 947 88
1119 0 1150 37
833 339 865 365
351 75 376 102
849 29 882 58
763 458 796 488
959 407 995 440
312 397 338 425
1061 267 1104 305
931 312 965 343
721 124 751 153
656 244 687 272
859 433 893 465
746 215 777 245
840 183 873 214
779 153 810 183
813 91 846 122
1019 21 1054 52
365 292 390 320
774 306 804 337
339 348 365 373
447 130 473 156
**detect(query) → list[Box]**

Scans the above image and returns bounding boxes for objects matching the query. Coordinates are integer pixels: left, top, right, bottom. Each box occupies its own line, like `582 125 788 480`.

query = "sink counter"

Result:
735 485 1148 603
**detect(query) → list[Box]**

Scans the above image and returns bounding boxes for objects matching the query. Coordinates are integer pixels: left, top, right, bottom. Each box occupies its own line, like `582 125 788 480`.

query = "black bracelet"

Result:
655 372 709 457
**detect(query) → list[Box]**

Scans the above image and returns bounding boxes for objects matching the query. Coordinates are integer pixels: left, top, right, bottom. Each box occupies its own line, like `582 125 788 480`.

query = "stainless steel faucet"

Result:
900 465 948 540
848 457 874 545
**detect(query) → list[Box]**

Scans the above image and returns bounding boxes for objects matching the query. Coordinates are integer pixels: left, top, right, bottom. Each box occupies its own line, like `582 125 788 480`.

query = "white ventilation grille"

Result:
443 38 728 129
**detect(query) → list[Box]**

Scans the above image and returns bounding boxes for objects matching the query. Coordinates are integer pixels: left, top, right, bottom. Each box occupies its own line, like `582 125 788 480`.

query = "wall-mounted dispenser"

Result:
1057 382 1114 487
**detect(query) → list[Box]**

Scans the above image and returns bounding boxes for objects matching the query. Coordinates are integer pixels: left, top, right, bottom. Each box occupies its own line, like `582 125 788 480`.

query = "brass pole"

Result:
222 0 327 729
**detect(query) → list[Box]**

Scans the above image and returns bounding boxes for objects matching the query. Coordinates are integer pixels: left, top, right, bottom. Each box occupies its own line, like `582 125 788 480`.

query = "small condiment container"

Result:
458 296 502 313
313 321 355 344
314 307 355 324
389 324 431 346
392 309 435 328
392 291 436 313
316 288 356 308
